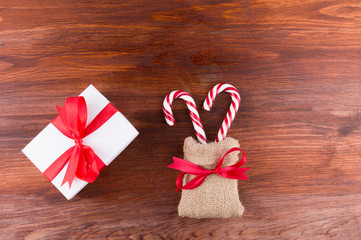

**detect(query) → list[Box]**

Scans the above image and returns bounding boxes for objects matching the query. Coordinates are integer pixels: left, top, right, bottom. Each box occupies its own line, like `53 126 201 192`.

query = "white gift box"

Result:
22 84 139 200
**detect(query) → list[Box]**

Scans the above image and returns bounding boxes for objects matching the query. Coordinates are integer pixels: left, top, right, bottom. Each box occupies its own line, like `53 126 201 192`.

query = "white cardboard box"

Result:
22 84 139 200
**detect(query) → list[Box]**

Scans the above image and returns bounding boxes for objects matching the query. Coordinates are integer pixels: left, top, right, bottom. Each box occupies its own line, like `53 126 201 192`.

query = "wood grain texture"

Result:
1 0 361 239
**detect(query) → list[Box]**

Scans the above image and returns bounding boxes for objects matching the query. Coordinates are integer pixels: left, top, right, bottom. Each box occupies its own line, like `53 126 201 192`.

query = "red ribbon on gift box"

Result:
167 147 249 191
43 96 117 188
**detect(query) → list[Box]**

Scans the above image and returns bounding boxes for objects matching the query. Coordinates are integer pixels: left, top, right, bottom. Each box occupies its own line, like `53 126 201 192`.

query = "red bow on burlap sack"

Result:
43 97 117 188
167 147 249 191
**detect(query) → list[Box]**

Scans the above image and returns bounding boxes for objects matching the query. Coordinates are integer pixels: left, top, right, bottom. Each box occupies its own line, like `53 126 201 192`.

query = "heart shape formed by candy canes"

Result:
163 83 241 144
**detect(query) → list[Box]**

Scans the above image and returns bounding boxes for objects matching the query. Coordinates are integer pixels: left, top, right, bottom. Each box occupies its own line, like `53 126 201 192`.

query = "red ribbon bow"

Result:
43 96 117 188
167 147 249 191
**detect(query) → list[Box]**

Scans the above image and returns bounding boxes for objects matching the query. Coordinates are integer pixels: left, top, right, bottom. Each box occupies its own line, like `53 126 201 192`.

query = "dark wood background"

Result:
1 0 361 239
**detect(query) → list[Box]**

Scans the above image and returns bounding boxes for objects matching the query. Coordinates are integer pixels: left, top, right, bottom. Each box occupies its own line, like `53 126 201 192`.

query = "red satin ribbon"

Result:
167 147 249 191
43 96 118 188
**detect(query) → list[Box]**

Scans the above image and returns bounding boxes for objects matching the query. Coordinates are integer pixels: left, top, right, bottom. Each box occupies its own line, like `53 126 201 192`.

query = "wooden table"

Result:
1 0 361 239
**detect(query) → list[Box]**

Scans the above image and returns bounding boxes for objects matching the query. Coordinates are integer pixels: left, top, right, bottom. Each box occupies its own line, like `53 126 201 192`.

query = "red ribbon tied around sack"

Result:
167 147 249 191
43 96 117 188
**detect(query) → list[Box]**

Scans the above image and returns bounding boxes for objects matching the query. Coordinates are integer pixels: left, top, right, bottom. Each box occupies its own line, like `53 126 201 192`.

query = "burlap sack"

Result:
178 136 245 218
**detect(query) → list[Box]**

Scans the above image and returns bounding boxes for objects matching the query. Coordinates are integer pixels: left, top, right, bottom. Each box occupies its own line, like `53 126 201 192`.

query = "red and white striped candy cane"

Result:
163 90 207 144
203 83 241 142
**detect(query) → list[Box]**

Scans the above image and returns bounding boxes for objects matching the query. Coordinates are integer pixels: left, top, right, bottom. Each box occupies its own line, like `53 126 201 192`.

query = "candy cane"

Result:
203 83 241 142
163 90 207 145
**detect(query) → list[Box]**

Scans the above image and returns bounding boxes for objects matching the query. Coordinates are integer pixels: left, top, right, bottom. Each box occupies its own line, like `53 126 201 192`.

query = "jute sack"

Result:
178 136 245 218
